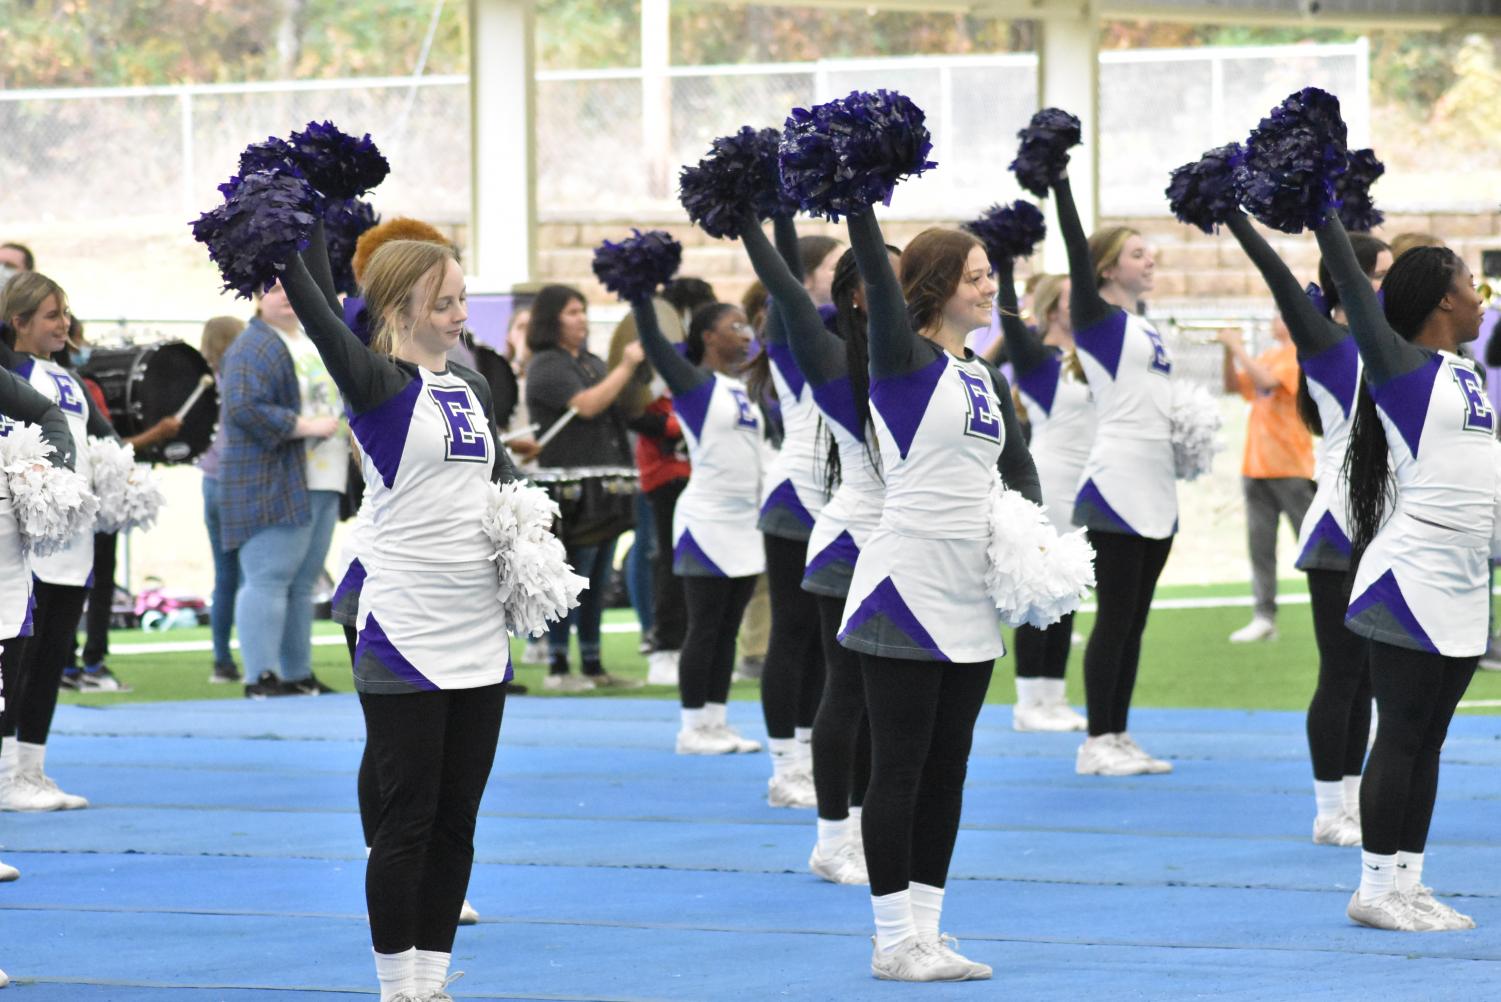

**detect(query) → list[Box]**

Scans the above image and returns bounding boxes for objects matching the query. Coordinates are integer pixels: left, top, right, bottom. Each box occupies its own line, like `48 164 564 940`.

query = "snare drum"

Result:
529 465 639 548
82 341 219 464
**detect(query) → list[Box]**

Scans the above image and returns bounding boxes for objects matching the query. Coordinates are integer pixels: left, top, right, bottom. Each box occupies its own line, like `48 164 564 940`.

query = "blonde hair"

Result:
200 316 245 370
1029 274 1067 332
1 270 67 335
1389 232 1445 260
362 240 459 355
1087 226 1139 289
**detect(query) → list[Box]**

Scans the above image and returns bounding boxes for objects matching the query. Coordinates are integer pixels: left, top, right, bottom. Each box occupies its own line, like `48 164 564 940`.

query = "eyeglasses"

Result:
730 323 753 334
1476 281 1494 301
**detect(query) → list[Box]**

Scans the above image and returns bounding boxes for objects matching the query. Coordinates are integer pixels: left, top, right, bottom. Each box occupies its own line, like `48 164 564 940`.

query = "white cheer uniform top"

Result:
802 373 884 598
0 414 33 642
671 372 767 578
330 500 374 627
1014 352 1096 534
758 345 828 538
1295 336 1360 571
14 356 95 587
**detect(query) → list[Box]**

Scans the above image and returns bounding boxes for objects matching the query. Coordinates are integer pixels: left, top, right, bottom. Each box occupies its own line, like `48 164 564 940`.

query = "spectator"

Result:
198 315 247 684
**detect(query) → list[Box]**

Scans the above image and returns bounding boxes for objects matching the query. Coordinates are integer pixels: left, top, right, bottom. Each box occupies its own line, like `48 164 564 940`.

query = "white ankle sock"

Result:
795 726 813 767
1042 677 1068 706
849 805 863 826
1015 676 1040 707
16 741 44 777
703 702 727 728
871 889 916 953
680 707 704 731
909 882 944 939
413 949 451 994
769 738 799 780
1313 780 1344 819
1342 775 1362 815
1395 851 1424 893
0 741 16 782
816 816 850 854
373 947 416 1001
1359 851 1398 903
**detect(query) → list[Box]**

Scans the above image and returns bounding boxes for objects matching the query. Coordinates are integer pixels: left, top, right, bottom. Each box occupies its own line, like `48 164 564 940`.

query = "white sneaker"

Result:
0 966 7 987
1312 813 1361 847
927 933 992 980
1075 735 1147 776
542 673 594 693
522 639 549 664
732 656 764 682
646 650 680 686
1046 701 1088 731
1404 886 1476 930
26 771 88 810
809 840 868 885
675 726 738 755
709 723 761 754
0 774 67 811
767 770 818 808
1229 617 1278 643
1012 700 1075 732
1115 733 1172 774
458 898 479 925
1347 890 1446 932
0 857 18 882
870 935 971 982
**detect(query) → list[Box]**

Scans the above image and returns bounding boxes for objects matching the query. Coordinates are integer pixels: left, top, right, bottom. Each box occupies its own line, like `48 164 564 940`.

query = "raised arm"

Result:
992 258 1053 376
632 296 709 397
1225 213 1343 357
302 223 347 318
739 218 846 384
846 210 924 379
1051 175 1114 332
1313 214 1424 385
0 368 74 468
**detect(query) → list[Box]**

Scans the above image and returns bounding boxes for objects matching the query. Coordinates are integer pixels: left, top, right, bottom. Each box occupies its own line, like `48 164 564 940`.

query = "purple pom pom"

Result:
1166 143 1245 234
1235 87 1349 234
1009 108 1081 198
1335 148 1385 232
592 229 684 302
324 199 380 296
286 121 390 200
679 126 797 239
963 201 1046 265
238 136 296 178
778 89 937 221
190 172 322 299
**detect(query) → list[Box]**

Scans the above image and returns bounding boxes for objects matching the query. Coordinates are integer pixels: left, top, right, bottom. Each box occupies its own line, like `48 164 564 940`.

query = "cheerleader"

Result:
838 210 1038 981
738 219 881 879
995 266 1093 731
628 294 765 755
1223 214 1387 845
1315 215 1489 932
1047 173 1176 776
277 226 518 999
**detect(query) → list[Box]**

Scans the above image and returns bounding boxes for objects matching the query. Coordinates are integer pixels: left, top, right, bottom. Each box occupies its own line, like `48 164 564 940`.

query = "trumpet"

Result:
1163 317 1256 345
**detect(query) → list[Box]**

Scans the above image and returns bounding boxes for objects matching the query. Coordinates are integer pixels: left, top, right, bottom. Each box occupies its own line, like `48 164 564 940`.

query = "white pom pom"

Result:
1170 380 1223 482
89 437 166 534
1 424 99 558
985 475 1096 628
483 480 588 637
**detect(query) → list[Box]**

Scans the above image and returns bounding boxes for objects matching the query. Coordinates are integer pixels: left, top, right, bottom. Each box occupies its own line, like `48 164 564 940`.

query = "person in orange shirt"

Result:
1218 316 1315 643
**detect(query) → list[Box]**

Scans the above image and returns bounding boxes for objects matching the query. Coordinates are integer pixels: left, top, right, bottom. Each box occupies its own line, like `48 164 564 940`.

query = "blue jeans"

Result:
626 492 655 641
547 537 617 671
234 490 339 682
202 477 239 666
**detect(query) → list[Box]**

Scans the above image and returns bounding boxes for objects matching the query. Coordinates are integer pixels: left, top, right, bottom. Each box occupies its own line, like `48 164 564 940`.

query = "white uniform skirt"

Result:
802 485 883 598
673 494 766 579
0 493 30 641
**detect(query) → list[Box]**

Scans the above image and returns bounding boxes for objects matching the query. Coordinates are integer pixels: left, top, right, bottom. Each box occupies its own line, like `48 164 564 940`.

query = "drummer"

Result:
524 284 648 691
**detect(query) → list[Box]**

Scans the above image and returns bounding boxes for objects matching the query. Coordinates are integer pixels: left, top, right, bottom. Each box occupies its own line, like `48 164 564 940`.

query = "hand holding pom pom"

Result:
985 477 1096 629
592 230 684 303
191 171 322 299
1166 143 1245 234
1169 381 1224 481
483 481 588 637
0 425 99 559
1234 87 1349 234
1334 148 1384 232
679 126 798 239
1010 108 1081 198
324 199 380 296
89 438 167 534
963 201 1046 267
778 89 937 221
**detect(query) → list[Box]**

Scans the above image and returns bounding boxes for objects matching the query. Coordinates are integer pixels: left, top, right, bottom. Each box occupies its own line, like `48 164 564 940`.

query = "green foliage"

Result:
537 0 639 69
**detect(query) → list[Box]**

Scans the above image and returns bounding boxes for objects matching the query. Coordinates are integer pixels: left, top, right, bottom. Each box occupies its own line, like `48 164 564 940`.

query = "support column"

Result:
469 0 538 288
641 0 672 201
1037 8 1099 274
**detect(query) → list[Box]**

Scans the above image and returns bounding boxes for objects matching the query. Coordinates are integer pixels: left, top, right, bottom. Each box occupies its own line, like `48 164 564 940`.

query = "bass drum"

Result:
82 341 219 464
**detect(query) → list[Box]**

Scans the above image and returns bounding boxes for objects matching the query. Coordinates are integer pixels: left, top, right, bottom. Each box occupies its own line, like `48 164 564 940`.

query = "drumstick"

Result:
535 408 579 450
172 375 214 422
501 423 540 444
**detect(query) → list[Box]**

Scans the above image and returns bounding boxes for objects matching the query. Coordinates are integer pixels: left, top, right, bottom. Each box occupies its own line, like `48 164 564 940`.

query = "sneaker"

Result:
1046 701 1088 731
522 638 549 664
288 674 336 695
424 971 465 1002
1312 813 1361 847
501 680 529 696
59 668 83 691
584 672 644 690
458 898 479 925
1075 734 1148 777
646 649 680 686
1229 616 1278 643
80 663 130 692
209 661 243 684
244 671 290 699
638 637 655 655
1115 733 1172 774
27 770 88 810
675 725 738 755
543 673 595 693
733 655 764 682
710 723 761 754
1404 885 1476 930
767 771 818 808
870 935 971 982
0 857 18 882
0 774 67 811
928 933 993 980
1347 890 1446 932
1013 700 1078 732
0 968 7 989
809 840 868 885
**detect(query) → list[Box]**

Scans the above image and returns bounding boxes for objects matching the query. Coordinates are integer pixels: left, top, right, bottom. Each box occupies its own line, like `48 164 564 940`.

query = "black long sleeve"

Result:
83 389 119 441
632 296 709 397
1226 213 1344 359
740 218 847 385
847 210 925 379
0 367 74 468
773 216 804 282
303 223 347 318
1314 214 1425 386
982 361 1042 505
993 259 1054 376
1051 176 1115 333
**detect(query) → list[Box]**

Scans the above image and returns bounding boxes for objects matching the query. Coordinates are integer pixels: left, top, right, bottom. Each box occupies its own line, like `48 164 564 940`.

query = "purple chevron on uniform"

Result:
332 557 366 616
673 528 726 577
1296 510 1351 568
1015 355 1062 416
871 353 947 460
810 374 864 442
839 576 949 661
20 589 35 638
818 302 839 334
760 478 815 529
356 613 440 691
1346 569 1438 654
1299 336 1358 418
1370 354 1441 460
350 376 422 488
766 344 806 399
671 377 716 441
805 530 859 580
1073 311 1128 380
1073 478 1136 535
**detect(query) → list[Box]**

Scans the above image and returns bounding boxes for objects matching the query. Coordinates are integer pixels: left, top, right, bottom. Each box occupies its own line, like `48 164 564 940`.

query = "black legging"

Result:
1013 612 1075 680
812 595 870 821
361 684 505 955
1305 569 1372 782
0 580 88 746
78 531 117 668
347 625 383 848
679 575 757 709
647 479 688 651
861 653 993 896
1360 642 1475 856
1082 531 1173 737
761 533 826 739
